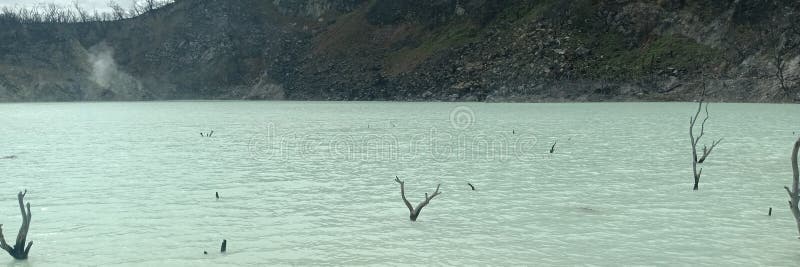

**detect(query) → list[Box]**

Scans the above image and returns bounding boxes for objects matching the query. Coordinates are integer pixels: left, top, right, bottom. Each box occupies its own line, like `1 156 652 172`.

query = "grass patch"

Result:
494 0 567 25
580 33 723 80
313 6 375 56
384 19 479 75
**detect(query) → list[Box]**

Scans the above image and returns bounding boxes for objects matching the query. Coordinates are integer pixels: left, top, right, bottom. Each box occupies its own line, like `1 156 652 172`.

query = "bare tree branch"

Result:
0 225 10 253
72 0 87 22
696 103 710 145
0 0 174 24
414 184 441 212
689 82 720 190
107 0 127 20
145 0 157 12
0 190 32 260
129 1 143 17
786 137 800 236
394 177 441 221
394 176 413 214
698 138 723 163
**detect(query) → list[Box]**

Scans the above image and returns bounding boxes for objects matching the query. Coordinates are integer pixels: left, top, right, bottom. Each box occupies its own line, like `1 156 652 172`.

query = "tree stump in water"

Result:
0 190 33 260
784 137 800 236
688 87 722 191
394 176 441 221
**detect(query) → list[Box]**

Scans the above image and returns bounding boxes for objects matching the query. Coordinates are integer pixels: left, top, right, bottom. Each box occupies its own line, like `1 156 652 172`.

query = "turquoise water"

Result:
0 101 798 266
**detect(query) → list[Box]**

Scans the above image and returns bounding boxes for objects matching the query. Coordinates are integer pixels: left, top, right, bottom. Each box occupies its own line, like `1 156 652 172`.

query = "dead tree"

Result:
72 0 88 22
689 91 722 191
145 0 157 12
107 0 126 20
0 190 33 260
785 137 800 236
394 176 441 221
129 1 143 17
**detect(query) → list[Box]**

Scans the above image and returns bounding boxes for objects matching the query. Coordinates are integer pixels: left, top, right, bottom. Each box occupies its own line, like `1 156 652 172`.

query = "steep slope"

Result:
0 0 797 102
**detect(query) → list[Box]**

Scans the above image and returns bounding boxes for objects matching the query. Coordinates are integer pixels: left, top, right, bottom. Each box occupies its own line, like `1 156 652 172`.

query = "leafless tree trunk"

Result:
145 0 157 12
0 190 33 260
394 176 441 221
107 0 126 20
72 0 88 22
0 0 174 23
785 137 800 236
44 3 59 23
129 1 143 17
689 88 722 191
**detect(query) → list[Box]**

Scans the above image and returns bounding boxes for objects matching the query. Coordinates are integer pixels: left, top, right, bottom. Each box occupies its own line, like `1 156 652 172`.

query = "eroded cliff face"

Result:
0 0 797 102
272 0 362 18
0 0 302 101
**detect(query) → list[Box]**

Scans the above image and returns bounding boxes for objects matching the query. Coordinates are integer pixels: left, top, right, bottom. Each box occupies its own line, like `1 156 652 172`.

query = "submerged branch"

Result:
395 177 441 221
698 138 722 164
0 190 32 260
787 137 800 236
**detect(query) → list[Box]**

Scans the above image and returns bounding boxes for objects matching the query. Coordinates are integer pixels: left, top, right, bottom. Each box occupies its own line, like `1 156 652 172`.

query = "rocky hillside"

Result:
0 0 798 102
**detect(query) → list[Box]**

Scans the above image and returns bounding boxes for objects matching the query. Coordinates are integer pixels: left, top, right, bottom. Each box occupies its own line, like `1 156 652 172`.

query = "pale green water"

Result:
0 101 798 266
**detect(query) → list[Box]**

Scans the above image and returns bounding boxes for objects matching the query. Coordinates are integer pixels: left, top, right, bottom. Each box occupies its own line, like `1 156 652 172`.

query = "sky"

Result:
0 0 138 12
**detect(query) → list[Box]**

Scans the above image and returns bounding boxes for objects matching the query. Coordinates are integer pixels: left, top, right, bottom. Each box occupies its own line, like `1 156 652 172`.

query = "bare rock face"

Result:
272 0 363 18
0 0 797 102
246 72 286 100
